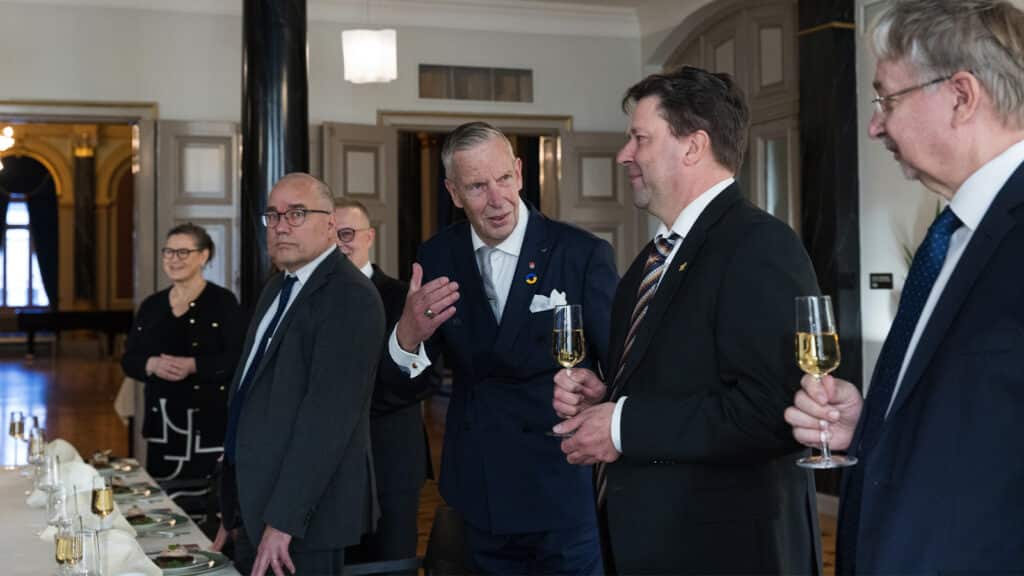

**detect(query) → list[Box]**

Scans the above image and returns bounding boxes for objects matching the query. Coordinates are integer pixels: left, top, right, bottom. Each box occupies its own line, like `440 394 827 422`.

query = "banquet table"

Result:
0 463 240 576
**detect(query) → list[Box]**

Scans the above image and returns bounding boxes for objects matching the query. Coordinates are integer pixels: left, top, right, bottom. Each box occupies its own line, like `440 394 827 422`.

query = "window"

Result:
419 64 533 102
1 193 48 308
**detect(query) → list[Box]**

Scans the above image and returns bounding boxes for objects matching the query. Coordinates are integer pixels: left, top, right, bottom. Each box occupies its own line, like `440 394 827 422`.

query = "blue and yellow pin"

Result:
525 272 538 285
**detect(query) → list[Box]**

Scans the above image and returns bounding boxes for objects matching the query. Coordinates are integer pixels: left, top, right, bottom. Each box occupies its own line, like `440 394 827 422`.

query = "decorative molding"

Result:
0 0 639 38
797 21 855 37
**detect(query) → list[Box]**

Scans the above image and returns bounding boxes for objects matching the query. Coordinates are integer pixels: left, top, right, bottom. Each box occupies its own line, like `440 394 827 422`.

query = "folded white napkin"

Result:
529 289 568 313
26 459 96 509
26 488 47 508
102 528 161 576
47 439 84 463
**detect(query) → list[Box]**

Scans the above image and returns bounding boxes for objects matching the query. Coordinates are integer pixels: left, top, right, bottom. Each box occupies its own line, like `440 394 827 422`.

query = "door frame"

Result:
0 100 159 307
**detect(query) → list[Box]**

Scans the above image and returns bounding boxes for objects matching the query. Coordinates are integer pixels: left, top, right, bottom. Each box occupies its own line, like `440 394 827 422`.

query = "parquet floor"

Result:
0 343 836 574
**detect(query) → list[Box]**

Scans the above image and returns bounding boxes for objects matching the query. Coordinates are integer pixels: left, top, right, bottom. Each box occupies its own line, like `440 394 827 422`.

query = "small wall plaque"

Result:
870 273 894 289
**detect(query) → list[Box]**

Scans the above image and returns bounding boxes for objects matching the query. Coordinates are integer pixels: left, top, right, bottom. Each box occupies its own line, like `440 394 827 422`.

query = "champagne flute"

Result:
55 522 83 575
553 304 586 373
549 304 586 438
91 476 114 531
7 411 20 469
794 296 857 469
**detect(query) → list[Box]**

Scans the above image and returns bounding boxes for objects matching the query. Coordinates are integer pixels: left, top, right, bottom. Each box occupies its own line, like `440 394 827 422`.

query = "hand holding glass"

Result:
794 296 857 469
549 304 585 438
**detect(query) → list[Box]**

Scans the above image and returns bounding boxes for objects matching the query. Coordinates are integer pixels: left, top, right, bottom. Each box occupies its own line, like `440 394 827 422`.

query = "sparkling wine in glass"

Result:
795 295 856 469
552 304 586 371
6 411 20 469
91 477 114 530
55 523 82 575
548 304 586 438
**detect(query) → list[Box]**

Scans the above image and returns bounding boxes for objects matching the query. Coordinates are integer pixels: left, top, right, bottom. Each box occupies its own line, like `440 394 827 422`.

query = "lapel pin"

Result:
528 261 536 269
678 262 688 272
525 272 538 285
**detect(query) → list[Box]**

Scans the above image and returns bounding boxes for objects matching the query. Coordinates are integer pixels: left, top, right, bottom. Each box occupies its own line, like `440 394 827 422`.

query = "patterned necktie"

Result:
596 233 678 506
607 234 679 401
838 207 961 571
477 246 502 322
857 206 961 454
223 274 298 463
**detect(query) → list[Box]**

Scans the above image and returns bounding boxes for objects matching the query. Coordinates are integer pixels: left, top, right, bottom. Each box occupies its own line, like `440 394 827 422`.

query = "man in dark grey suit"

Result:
221 173 385 575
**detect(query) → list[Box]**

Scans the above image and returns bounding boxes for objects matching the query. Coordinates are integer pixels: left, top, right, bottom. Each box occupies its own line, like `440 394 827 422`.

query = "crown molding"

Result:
0 0 640 38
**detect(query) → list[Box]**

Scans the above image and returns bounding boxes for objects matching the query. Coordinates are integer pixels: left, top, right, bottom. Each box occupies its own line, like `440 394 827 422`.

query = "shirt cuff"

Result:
388 326 431 378
611 396 627 453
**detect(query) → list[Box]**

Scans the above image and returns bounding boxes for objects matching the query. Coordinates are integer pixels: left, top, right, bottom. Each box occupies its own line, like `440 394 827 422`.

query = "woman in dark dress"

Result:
122 223 243 481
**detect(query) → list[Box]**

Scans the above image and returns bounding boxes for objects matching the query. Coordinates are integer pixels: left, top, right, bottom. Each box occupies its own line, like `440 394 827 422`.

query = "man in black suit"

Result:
786 1 1024 572
553 67 821 574
387 122 619 574
221 173 384 575
332 196 438 569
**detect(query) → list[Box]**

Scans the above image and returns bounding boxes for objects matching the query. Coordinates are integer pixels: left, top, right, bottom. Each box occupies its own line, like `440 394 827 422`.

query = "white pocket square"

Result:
530 289 568 313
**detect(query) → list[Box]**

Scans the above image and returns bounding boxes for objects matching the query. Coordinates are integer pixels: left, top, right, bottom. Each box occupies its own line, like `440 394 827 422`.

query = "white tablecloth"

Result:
0 465 239 576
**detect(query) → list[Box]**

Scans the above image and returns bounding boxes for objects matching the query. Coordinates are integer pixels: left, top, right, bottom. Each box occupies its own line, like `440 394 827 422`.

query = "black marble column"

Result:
240 0 309 312
799 0 861 495
73 153 96 303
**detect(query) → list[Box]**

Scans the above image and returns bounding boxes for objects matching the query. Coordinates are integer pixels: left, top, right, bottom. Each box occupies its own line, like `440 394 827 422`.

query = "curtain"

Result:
27 174 59 308
0 185 9 251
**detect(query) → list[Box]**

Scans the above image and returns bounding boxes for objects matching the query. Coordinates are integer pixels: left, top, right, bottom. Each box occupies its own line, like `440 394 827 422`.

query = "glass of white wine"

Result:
7 410 24 469
549 304 585 438
795 295 857 469
91 476 114 531
55 522 83 575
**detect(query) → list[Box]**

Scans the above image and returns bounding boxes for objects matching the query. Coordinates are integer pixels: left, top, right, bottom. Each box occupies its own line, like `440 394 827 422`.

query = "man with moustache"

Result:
387 122 618 574
553 67 820 574
785 1 1024 572
221 173 384 575
333 196 438 571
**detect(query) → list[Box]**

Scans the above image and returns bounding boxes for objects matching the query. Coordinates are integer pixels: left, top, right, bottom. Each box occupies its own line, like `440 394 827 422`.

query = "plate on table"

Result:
127 510 190 533
147 549 231 575
96 458 140 476
112 482 161 500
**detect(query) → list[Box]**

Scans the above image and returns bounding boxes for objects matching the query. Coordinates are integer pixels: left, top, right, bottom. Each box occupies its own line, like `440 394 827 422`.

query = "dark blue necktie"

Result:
838 207 961 573
223 274 298 463
858 206 961 454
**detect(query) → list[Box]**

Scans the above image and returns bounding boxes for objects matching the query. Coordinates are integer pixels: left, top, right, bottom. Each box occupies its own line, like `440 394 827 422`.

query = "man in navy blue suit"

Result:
384 121 618 574
786 0 1024 573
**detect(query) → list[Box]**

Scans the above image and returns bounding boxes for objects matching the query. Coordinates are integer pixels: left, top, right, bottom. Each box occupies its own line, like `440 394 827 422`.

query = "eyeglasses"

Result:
336 227 371 242
871 75 952 115
262 208 331 228
161 247 201 260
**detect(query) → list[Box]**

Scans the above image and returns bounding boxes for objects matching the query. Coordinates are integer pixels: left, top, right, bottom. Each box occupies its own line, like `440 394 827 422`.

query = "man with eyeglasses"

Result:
220 173 385 576
331 196 438 571
785 0 1024 573
386 122 618 574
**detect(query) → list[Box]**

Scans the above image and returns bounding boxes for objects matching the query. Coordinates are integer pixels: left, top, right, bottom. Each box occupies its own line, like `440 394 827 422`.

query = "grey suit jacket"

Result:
230 248 385 549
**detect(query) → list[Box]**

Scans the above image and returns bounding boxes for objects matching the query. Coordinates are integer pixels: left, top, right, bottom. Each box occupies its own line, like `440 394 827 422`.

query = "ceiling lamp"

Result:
342 29 397 84
0 126 14 152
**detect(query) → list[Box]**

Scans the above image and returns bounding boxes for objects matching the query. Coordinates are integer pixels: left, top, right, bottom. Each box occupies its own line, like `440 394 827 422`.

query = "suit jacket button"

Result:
193 385 200 390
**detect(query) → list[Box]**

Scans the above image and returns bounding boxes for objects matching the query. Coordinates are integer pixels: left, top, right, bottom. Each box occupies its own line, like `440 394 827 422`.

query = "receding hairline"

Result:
272 172 334 209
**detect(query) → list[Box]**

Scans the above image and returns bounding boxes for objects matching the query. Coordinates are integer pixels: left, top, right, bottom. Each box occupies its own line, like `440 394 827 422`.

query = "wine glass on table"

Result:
6 410 24 470
91 476 114 531
794 295 857 469
55 521 83 576
549 304 586 438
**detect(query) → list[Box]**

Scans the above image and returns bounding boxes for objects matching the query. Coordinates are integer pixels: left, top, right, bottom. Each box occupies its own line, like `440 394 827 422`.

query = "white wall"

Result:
853 0 1024 387
0 2 641 132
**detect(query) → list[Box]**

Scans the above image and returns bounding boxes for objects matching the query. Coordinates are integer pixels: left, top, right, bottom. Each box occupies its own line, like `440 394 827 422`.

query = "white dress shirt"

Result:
389 198 530 377
237 245 337 388
883 138 1024 416
359 261 374 280
611 177 735 452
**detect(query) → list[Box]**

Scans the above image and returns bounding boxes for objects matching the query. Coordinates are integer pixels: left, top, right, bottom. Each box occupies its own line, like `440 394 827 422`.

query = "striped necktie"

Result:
607 233 679 401
597 233 678 506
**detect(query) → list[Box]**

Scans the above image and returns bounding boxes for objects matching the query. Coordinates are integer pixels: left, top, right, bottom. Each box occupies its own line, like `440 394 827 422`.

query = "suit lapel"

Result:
495 210 550 352
888 164 1024 418
250 249 339 386
615 185 743 389
452 224 499 342
228 275 281 401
